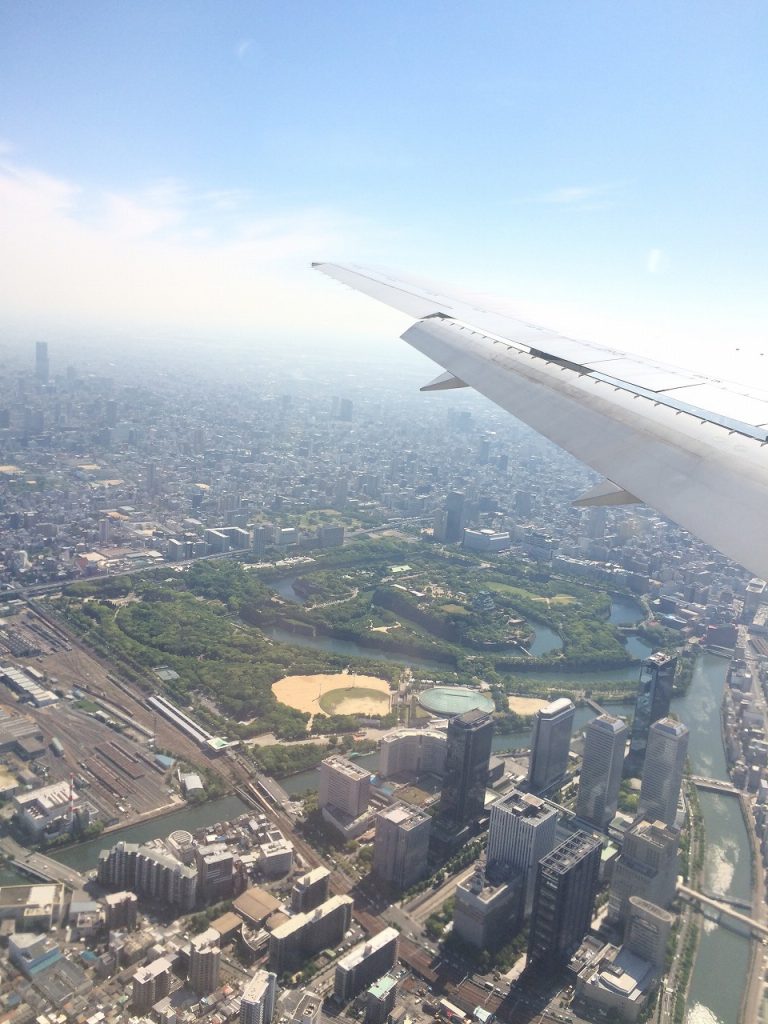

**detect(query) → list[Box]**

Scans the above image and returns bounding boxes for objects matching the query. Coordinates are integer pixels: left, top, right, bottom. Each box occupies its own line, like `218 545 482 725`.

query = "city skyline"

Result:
1 3 767 370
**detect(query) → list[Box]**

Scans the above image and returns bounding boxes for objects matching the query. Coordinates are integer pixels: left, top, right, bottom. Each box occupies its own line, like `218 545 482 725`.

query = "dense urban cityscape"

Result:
0 338 765 1024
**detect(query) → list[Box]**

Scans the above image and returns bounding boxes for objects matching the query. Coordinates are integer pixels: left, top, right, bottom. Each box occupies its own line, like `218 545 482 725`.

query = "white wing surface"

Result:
314 262 768 579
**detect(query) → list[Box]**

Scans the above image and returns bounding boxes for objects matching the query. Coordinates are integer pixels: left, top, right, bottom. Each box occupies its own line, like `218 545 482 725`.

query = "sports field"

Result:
272 672 392 719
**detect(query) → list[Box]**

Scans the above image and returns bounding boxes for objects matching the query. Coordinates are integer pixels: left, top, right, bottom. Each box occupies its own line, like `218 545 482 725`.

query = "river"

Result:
46 795 250 874
672 654 752 1024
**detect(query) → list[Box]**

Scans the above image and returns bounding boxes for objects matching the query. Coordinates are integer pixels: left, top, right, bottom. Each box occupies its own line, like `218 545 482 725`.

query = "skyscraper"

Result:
576 714 629 829
527 831 602 969
241 970 277 1024
438 709 494 829
528 698 575 793
627 653 677 775
319 755 371 819
638 718 688 826
486 788 558 913
35 342 49 383
607 818 679 926
373 803 431 890
444 491 467 542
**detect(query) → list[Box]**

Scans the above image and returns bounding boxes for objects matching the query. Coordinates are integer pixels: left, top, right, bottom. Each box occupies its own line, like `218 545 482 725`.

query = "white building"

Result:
486 788 558 913
319 755 371 817
241 969 277 1024
576 715 629 829
13 780 82 837
528 698 575 793
379 729 447 778
638 718 689 826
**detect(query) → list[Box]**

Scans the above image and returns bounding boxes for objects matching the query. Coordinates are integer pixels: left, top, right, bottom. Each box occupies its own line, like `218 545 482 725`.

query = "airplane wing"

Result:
314 261 768 580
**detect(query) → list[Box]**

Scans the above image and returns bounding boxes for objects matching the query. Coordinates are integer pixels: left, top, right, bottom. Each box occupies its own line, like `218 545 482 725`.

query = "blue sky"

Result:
1 1 767 367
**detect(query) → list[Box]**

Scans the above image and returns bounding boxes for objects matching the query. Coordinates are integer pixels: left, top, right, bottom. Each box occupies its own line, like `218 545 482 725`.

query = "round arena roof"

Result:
418 685 495 717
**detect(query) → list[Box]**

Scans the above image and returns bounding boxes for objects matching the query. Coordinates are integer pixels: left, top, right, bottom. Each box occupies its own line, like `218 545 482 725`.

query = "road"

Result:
0 835 88 890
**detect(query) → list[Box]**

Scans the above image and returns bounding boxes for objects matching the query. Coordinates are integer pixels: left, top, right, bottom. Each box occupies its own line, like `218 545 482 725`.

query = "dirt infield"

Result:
272 672 392 720
507 695 550 714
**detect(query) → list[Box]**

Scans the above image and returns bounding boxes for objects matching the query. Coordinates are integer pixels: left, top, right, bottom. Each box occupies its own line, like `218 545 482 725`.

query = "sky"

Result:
1 1 768 372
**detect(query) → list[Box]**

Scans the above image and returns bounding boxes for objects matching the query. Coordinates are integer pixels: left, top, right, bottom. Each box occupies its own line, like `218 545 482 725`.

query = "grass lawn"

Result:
318 686 391 714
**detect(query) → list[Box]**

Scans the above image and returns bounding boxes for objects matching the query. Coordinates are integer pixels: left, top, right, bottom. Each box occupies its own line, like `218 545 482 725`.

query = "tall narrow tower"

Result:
528 698 575 793
438 709 494 828
35 342 49 383
576 714 629 829
638 717 689 826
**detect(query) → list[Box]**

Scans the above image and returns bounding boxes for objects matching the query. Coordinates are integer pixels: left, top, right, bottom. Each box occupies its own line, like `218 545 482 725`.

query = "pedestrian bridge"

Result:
677 883 768 939
689 775 739 795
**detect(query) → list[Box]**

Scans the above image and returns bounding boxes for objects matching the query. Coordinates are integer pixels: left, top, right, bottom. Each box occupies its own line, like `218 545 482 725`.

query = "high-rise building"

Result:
319 755 371 819
438 709 494 829
269 895 353 974
576 715 629 829
527 831 601 969
132 957 172 1012
379 729 447 778
291 866 331 914
189 928 221 995
104 891 138 930
638 718 689 826
334 928 398 1001
366 975 398 1024
35 342 49 383
241 970 277 1024
373 803 431 890
607 819 679 926
444 491 466 542
486 788 558 913
627 654 677 774
528 698 575 793
624 897 674 974
453 862 524 948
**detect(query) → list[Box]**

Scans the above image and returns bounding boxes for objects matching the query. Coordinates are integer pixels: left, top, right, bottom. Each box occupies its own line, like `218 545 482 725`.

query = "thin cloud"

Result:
530 182 626 210
0 156 407 340
646 247 666 274
235 38 253 60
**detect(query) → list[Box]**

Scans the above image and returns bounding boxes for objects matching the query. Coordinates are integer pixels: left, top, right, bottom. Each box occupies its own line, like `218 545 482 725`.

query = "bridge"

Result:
690 775 739 795
0 837 88 891
677 883 768 939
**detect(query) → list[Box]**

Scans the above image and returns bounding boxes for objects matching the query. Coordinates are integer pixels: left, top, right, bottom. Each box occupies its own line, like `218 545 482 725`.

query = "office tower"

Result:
373 803 431 890
486 788 558 913
627 653 677 774
291 866 331 914
132 957 172 1011
528 698 575 793
241 970 277 1024
35 342 49 383
444 491 466 542
334 928 398 1001
638 718 689 826
576 714 629 829
438 709 494 828
624 897 674 974
453 862 524 948
319 755 370 818
196 845 234 902
189 928 221 995
379 729 447 778
105 398 118 427
339 397 353 421
607 819 679 926
527 831 601 969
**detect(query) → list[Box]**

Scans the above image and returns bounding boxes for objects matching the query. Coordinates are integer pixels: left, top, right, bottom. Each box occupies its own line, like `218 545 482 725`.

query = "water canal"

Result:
672 654 752 1024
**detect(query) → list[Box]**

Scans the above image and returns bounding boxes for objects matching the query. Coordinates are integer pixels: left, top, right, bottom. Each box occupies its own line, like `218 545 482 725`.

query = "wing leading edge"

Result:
314 262 768 579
